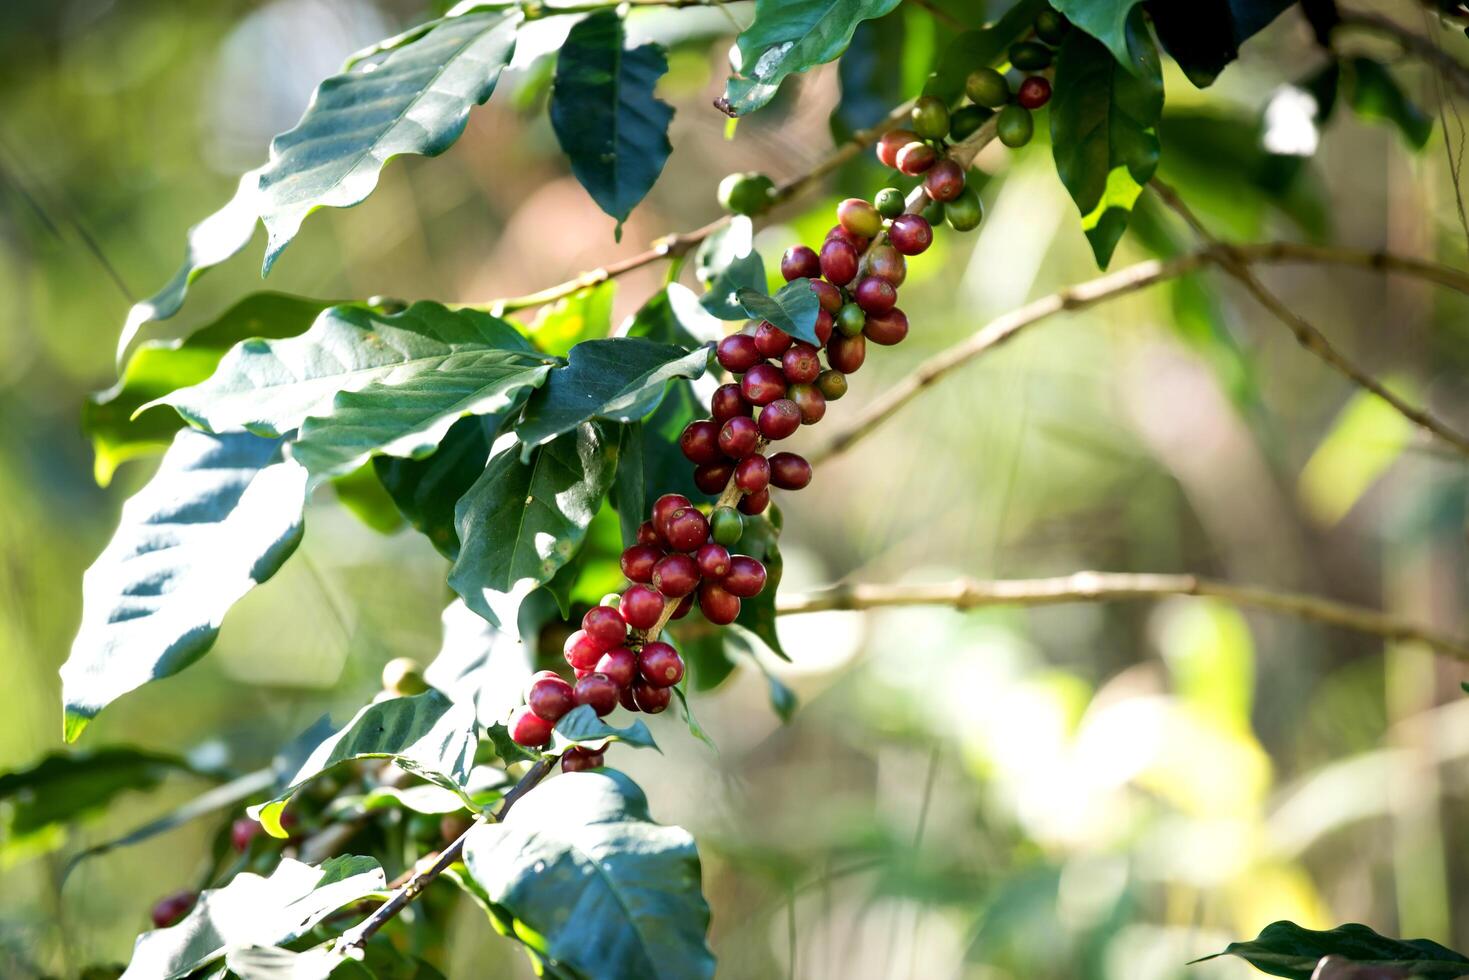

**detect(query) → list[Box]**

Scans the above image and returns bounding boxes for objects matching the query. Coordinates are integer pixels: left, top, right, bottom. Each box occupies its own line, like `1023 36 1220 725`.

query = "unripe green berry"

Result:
949 105 991 141
1009 41 1052 71
911 96 950 140
874 187 906 219
921 198 945 226
1034 8 1070 44
946 186 984 232
965 68 1010 108
718 172 776 216
837 302 866 337
710 506 743 546
996 104 1034 148
816 369 848 400
382 657 428 696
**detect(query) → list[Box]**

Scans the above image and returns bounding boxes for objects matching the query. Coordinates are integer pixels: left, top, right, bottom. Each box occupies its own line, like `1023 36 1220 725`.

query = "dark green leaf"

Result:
250 691 478 836
1148 0 1297 87
551 704 660 753
61 430 307 742
514 338 711 451
376 414 500 559
462 770 715 980
697 218 767 320
1194 921 1469 979
721 0 904 116
1050 9 1163 267
834 14 906 138
119 856 386 980
736 279 821 347
486 723 545 766
731 511 788 660
550 10 673 226
1051 0 1152 73
449 424 618 626
637 379 707 503
924 0 1046 102
612 422 649 548
1345 57 1433 150
669 626 739 691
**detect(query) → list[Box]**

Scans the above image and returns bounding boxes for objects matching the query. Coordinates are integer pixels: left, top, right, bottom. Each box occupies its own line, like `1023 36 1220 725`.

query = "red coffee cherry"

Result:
738 488 771 515
639 642 685 687
563 629 606 670
825 224 870 251
652 493 692 538
636 520 662 546
781 245 821 281
723 556 767 597
595 647 637 688
230 818 261 854
782 342 821 384
787 383 827 424
698 581 741 624
877 128 919 168
679 420 723 465
923 159 966 202
633 682 672 714
620 544 662 583
854 276 897 314
754 321 792 357
816 369 848 401
620 584 665 630
718 415 760 458
716 334 762 373
1016 75 1052 109
758 399 802 440
652 553 701 597
695 542 732 579
810 279 843 314
814 309 834 345
888 214 933 255
819 239 859 286
867 244 907 286
863 307 909 346
582 605 626 647
510 705 554 747
896 141 937 175
694 461 735 495
527 675 576 722
741 363 787 406
562 748 605 773
150 890 198 929
619 686 640 712
710 383 749 424
573 672 619 717
769 452 812 490
735 454 770 493
837 198 884 240
826 331 867 374
664 507 710 552
672 593 695 619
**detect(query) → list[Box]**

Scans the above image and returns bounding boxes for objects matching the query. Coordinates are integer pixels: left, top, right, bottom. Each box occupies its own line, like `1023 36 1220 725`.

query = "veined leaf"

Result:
1052 0 1150 73
249 690 478 837
515 338 711 451
154 302 538 440
120 856 386 980
550 10 673 227
720 0 904 116
551 705 659 753
376 414 500 559
424 598 533 729
61 430 308 742
696 217 766 320
462 770 715 980
736 279 821 347
449 423 618 625
1194 920 1469 978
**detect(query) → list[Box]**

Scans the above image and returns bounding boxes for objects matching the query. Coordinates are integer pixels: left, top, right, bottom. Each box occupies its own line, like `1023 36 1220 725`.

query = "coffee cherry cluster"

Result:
962 5 1068 149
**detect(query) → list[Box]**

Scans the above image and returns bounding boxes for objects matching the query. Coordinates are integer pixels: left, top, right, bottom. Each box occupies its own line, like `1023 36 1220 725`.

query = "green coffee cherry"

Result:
921 198 945 226
910 96 951 140
718 172 776 216
816 369 848 401
711 506 743 546
945 187 984 232
874 186 906 219
1034 8 1070 44
965 68 1010 109
1009 41 1053 71
996 105 1034 148
837 302 866 337
381 657 429 696
949 105 991 141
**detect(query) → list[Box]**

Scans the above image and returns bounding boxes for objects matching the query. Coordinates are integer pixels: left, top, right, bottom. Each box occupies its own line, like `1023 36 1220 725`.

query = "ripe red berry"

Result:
888 214 933 256
814 309 834 345
710 383 750 424
561 748 605 773
810 279 843 314
819 239 860 286
620 584 665 630
782 342 821 384
695 542 732 579
758 399 802 440
672 593 695 619
595 647 637 688
652 553 701 597
698 581 741 625
780 245 821 281
633 682 672 714
877 128 919 168
150 890 197 929
753 321 792 357
619 686 640 711
573 673 619 717
741 363 787 406
867 245 907 286
837 198 884 239
679 420 723 465
636 520 662 546
735 454 770 493
716 334 762 373
620 543 662 583
863 307 909 346
582 605 627 647
652 493 692 538
826 331 867 374
739 488 770 515
694 461 735 494
563 630 606 670
723 556 767 597
1016 75 1052 109
510 705 554 747
527 675 576 722
639 642 685 687
719 415 760 458
665 507 711 552
230 818 261 853
854 276 897 314
769 452 812 490
923 159 966 202
787 383 827 424
826 224 870 251
896 141 938 176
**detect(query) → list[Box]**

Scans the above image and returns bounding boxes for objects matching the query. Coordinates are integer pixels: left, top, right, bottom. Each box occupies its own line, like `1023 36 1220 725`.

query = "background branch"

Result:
1337 9 1469 98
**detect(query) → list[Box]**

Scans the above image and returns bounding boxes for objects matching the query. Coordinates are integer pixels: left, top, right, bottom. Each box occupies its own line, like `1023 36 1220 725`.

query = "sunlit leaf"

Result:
736 279 821 347
551 705 660 753
1194 920 1469 978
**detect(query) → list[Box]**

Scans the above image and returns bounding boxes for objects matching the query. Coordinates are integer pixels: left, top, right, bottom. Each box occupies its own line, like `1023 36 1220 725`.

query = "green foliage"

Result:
462 770 715 980
1050 0 1151 73
551 705 660 753
698 218 768 320
732 511 789 660
1148 0 1298 86
1344 57 1434 150
1197 921 1469 978
376 415 499 559
926 0 1045 103
736 280 822 347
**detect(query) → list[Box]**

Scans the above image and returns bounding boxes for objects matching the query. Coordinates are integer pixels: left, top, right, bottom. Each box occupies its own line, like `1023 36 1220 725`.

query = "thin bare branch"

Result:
1337 9 1469 99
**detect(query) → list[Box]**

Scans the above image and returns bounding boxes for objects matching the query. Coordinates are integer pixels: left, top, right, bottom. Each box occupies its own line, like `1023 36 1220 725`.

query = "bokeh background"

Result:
4 0 1469 976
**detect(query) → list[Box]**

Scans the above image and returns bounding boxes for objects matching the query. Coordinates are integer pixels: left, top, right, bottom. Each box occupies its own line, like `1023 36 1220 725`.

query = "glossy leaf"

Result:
549 10 673 227
1195 921 1469 979
551 704 660 753
376 414 499 559
424 598 533 729
629 284 727 349
462 770 715 980
249 690 478 837
1148 0 1297 86
697 217 767 320
1050 10 1163 267
732 511 788 660
736 279 821 347
514 338 711 451
120 856 386 980
156 302 537 440
1345 57 1433 150
834 13 907 137
61 430 307 742
449 424 618 625
720 0 904 116
1051 0 1150 73
924 0 1046 102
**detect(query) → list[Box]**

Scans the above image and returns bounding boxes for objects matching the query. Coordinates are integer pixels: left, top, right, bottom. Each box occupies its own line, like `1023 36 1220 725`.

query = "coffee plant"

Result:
8 0 1469 976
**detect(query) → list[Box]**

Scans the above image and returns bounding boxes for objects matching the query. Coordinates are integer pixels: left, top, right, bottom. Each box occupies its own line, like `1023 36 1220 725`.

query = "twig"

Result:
776 573 1469 661
336 756 557 952
1336 9 1469 99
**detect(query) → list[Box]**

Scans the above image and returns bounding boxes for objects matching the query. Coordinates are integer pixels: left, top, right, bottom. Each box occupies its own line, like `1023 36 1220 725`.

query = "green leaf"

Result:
671 686 717 750
376 414 500 560
669 627 738 691
731 511 788 660
331 464 406 534
1194 921 1469 979
736 279 821 347
86 293 331 487
612 422 649 548
549 10 673 227
924 0 1046 102
1050 9 1163 267
630 284 727 349
462 770 715 980
528 282 616 357
249 691 478 837
635 379 707 503
156 302 538 440
120 856 386 980
449 424 618 625
514 338 711 451
551 705 660 753
425 598 533 729
1051 0 1152 73
1149 0 1297 87
720 0 904 116
61 430 308 742
1345 57 1433 150
696 218 767 320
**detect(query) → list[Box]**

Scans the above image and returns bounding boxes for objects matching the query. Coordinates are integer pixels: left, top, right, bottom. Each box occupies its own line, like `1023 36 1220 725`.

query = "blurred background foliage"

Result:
2 0 1469 976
